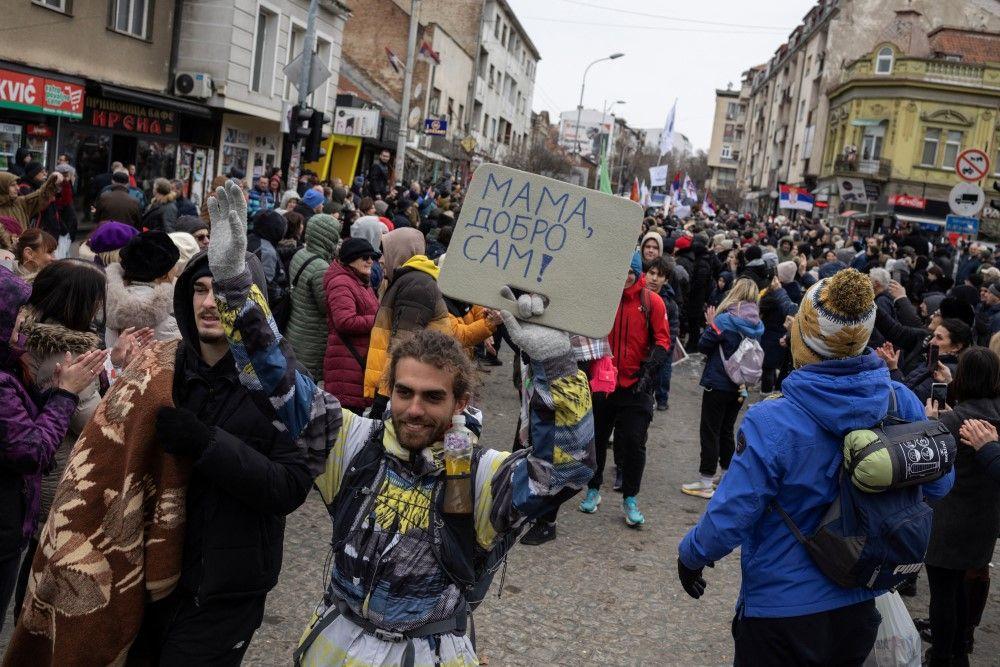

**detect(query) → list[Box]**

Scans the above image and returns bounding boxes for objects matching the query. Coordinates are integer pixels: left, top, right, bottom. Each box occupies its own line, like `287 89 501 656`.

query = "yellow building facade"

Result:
818 42 1000 233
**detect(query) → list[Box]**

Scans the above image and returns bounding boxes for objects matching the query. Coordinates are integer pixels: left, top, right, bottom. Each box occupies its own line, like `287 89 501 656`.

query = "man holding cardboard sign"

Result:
438 164 642 339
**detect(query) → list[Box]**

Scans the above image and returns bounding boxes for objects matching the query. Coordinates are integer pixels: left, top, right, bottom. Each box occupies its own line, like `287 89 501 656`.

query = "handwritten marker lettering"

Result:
537 254 553 282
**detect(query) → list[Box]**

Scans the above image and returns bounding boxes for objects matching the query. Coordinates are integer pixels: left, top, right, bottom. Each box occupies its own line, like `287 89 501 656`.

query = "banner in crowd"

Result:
648 165 668 187
778 184 815 211
439 164 643 338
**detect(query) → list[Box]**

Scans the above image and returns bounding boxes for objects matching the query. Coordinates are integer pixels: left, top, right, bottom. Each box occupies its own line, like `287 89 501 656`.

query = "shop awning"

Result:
850 119 884 127
96 83 212 118
895 213 946 227
840 210 867 218
410 146 450 163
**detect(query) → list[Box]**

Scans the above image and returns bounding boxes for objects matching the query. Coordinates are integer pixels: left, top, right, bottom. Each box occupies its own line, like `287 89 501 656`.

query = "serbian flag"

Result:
385 47 405 73
778 184 815 211
630 177 640 202
417 41 441 65
670 171 682 200
702 189 717 217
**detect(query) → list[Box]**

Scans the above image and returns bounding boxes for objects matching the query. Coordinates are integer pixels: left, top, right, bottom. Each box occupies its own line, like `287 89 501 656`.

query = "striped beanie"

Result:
790 268 876 367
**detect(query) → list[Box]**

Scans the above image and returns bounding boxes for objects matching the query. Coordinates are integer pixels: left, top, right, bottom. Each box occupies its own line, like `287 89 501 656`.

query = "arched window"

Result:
875 47 894 74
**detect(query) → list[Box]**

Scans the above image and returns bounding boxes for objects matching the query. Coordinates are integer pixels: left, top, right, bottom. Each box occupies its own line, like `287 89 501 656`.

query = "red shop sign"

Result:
26 124 53 138
889 194 927 209
0 68 85 119
78 96 178 139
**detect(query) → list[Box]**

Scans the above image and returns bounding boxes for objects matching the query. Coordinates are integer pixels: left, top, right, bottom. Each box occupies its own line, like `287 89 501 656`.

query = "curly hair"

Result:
386 330 477 399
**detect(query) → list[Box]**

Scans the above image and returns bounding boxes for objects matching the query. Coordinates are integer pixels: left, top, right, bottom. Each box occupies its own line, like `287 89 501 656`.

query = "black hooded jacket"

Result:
170 251 314 603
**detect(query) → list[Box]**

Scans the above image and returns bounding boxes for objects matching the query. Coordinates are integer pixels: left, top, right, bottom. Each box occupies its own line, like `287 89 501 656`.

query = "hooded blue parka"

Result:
679 350 954 618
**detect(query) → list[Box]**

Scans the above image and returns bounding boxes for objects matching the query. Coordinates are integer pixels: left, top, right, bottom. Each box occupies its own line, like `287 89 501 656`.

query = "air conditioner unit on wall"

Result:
175 72 213 99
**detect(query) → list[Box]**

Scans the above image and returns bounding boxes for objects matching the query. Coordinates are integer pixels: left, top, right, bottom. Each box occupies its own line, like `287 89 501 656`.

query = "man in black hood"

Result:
7 147 33 178
133 250 327 664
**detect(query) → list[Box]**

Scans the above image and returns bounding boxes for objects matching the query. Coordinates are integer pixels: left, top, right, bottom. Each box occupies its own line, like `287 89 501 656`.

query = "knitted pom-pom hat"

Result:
791 268 876 367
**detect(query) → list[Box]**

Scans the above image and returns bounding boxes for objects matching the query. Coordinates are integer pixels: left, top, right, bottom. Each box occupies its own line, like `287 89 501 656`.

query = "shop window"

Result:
875 47 894 75
251 6 278 96
137 140 177 192
942 130 963 169
33 0 71 14
920 128 940 166
109 0 150 40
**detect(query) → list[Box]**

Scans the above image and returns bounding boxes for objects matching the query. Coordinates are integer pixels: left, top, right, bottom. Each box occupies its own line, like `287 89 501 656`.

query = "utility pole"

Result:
395 0 422 188
286 0 319 190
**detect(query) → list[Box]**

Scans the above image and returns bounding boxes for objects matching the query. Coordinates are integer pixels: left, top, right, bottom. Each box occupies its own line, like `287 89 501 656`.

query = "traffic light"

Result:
304 110 332 163
289 104 312 143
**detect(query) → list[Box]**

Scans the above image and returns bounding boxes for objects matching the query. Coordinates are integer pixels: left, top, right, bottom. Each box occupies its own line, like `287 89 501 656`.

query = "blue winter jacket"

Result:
679 351 955 618
698 303 764 392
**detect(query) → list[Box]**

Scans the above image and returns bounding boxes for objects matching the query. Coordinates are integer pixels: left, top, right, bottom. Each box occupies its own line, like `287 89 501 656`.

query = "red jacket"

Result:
323 261 379 409
609 274 671 389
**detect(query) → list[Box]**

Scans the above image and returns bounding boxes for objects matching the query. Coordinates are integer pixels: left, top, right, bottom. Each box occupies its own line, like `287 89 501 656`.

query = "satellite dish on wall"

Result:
408 107 422 128
413 83 423 100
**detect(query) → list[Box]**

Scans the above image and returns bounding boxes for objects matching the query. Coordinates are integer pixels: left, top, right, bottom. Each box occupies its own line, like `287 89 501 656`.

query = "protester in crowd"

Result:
142 178 179 232
277 210 305 279
878 318 972 403
79 220 138 268
294 188 325 224
322 238 380 410
203 182 593 663
172 180 198 217
174 214 210 251
349 215 386 290
578 251 670 527
247 174 276 216
0 170 61 234
683 277 762 499
365 148 391 199
277 189 300 215
640 230 663 264
87 160 122 213
104 231 180 348
13 229 56 284
916 347 1000 665
0 266 106 632
677 235 717 349
759 275 798 394
644 255 679 411
95 170 142 228
678 268 954 665
52 162 78 244
168 231 201 276
200 175 229 223
286 213 341 381
7 147 33 178
247 209 287 291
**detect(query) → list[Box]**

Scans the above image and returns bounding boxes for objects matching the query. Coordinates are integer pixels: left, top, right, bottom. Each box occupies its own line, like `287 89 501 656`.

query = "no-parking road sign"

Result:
955 148 991 182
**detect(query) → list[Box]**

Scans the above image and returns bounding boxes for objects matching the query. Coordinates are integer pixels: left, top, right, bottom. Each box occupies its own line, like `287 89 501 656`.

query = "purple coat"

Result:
322 261 378 410
0 267 76 556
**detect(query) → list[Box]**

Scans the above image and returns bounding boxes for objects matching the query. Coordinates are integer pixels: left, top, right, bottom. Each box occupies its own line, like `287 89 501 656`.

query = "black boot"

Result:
520 521 556 546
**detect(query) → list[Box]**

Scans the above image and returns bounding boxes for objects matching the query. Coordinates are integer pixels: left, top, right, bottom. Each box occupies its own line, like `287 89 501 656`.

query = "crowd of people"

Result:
0 141 997 666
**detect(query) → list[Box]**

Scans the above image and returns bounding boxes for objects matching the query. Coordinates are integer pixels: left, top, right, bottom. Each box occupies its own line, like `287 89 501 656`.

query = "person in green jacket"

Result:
286 213 341 381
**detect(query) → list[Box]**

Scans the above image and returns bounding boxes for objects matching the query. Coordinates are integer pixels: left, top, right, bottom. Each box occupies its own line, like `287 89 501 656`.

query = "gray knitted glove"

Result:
499 286 571 361
206 180 247 281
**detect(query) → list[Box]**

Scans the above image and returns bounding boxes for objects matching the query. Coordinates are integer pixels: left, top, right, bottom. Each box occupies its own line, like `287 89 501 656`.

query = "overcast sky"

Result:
505 0 818 151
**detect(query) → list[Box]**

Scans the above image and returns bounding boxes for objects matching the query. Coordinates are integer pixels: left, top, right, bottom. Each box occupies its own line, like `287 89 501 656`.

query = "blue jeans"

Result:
655 358 673 406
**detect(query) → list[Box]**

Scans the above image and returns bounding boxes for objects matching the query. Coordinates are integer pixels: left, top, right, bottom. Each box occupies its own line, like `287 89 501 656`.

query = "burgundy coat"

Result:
323 261 378 409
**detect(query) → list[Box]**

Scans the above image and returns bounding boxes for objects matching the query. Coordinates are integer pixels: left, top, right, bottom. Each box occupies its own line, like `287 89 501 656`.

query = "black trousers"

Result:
698 388 742 477
131 590 266 666
732 599 881 666
0 549 22 635
927 564 970 661
588 387 654 498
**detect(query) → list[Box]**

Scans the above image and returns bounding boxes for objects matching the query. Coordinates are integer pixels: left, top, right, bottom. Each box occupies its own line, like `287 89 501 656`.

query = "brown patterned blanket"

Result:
4 340 190 666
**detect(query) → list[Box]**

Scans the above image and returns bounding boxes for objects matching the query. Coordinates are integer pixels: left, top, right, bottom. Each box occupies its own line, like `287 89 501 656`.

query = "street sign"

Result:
283 51 332 96
955 148 990 182
438 164 643 338
945 214 980 236
949 182 986 216
423 118 447 136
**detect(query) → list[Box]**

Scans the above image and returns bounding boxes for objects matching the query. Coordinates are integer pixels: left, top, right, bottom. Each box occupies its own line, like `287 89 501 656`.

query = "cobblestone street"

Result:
244 354 1000 666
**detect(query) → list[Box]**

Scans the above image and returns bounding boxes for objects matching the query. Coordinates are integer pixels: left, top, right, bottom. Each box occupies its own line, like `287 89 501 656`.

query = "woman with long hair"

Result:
13 229 56 284
879 317 972 403
682 277 763 499
921 347 1000 665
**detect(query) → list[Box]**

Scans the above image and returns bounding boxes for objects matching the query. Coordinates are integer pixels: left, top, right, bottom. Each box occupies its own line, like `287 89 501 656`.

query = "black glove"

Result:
677 557 710 599
155 407 212 458
634 346 670 394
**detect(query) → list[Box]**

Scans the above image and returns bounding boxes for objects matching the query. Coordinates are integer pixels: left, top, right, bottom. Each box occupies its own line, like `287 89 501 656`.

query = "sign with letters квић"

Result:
439 164 643 338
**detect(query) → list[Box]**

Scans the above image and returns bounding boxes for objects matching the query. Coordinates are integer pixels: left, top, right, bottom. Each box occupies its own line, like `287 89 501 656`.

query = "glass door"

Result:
0 122 22 171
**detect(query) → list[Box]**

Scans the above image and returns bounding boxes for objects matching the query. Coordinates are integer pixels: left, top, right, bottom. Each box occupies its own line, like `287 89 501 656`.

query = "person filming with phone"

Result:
877 318 972 403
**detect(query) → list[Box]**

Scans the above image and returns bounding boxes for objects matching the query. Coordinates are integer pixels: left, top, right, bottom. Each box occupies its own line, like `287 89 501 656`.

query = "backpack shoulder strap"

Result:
639 287 654 342
887 386 899 419
292 254 322 288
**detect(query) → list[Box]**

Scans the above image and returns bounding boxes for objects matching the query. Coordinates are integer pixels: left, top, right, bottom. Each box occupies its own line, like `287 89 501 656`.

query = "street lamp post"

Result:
599 99 625 190
574 53 624 156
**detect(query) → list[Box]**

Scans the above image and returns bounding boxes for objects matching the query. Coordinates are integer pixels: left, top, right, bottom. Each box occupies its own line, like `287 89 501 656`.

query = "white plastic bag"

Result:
55 233 72 259
864 591 921 667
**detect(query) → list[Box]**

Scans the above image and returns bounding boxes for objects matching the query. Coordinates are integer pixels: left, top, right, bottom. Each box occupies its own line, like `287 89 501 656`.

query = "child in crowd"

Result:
645 256 680 411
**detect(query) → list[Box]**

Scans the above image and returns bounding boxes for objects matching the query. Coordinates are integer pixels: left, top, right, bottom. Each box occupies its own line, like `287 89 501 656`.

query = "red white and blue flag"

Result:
385 47 405 73
779 184 815 211
417 41 441 65
670 171 682 200
702 189 717 217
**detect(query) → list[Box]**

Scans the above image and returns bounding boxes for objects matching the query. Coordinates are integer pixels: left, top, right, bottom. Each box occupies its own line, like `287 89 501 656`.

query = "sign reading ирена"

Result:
439 164 642 338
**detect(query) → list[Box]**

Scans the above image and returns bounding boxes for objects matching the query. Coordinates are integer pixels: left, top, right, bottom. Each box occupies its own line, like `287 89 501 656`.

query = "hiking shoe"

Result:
520 520 556 546
612 466 623 492
656 401 669 411
681 480 715 499
579 489 601 513
623 497 645 527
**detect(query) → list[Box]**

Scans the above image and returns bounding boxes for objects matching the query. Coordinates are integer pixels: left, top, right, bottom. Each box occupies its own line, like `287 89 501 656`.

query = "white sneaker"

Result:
681 479 715 499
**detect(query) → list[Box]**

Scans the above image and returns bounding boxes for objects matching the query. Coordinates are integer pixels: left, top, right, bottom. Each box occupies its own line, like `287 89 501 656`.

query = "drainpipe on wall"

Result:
167 0 184 95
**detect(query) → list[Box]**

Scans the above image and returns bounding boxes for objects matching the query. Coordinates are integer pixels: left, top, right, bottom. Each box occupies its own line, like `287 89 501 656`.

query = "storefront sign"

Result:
26 124 53 138
889 194 927 209
424 118 448 136
333 107 379 139
79 96 178 138
945 214 979 236
0 68 85 119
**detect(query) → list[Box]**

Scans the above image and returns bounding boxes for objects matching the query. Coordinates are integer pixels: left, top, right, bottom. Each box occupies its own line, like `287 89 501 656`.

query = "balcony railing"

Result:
834 155 892 180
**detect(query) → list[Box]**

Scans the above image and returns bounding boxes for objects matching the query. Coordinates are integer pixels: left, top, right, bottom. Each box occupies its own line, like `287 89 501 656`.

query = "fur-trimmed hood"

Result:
105 262 175 331
20 309 100 357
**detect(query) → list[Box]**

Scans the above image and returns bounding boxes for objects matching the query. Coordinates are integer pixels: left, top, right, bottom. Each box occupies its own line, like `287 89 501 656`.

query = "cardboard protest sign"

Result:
439 164 643 338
